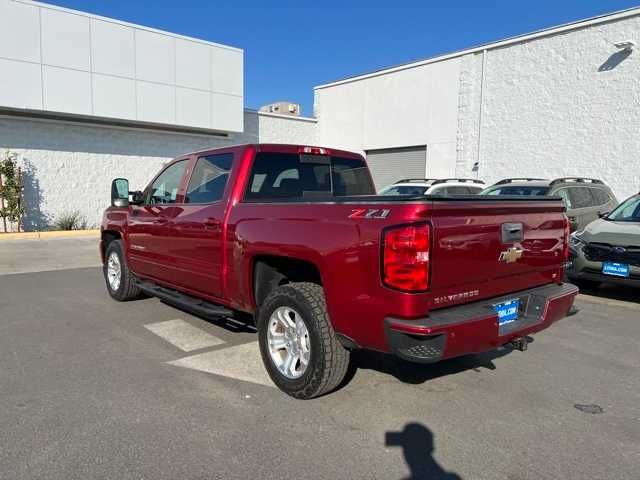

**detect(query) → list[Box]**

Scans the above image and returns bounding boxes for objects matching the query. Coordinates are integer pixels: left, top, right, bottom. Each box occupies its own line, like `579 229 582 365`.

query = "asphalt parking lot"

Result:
1 238 639 480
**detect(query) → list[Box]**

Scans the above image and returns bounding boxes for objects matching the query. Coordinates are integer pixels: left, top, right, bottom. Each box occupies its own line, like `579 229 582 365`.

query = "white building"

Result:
313 8 640 196
1 0 638 230
0 0 315 230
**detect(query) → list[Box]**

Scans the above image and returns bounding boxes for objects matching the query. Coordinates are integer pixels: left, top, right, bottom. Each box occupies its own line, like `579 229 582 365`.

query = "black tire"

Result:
258 282 350 399
103 240 142 301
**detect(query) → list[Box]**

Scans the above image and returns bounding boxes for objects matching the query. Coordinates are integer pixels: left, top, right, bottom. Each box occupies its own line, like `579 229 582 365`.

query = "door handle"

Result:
501 222 523 243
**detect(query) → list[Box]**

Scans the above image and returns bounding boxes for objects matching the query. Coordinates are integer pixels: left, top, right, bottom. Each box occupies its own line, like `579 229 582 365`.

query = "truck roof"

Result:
182 143 364 160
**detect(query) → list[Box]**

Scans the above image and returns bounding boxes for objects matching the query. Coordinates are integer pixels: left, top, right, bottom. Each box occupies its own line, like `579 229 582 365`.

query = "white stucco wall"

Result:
457 14 640 199
0 109 319 231
255 111 317 145
456 52 483 178
314 10 640 198
314 58 461 178
0 112 259 231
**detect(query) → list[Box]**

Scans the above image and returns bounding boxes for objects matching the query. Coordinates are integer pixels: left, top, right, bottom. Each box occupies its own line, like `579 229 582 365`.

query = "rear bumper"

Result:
384 283 578 363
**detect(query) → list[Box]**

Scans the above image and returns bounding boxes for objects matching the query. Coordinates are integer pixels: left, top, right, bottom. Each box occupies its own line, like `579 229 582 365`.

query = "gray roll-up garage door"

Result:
365 146 427 191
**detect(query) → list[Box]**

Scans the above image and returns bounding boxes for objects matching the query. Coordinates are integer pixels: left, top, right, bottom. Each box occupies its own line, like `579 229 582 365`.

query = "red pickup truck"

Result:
102 144 578 399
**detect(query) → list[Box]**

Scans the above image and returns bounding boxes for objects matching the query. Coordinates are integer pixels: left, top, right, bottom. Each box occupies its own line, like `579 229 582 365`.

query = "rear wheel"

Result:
258 282 349 399
104 240 142 301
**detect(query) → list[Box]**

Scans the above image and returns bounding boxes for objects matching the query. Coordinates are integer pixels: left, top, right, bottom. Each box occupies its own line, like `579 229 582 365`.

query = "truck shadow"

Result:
162 297 540 389
159 300 257 333
344 341 531 387
577 283 640 305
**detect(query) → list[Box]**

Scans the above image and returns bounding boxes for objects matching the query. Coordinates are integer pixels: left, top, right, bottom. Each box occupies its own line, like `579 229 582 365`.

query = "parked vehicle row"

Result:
567 193 640 288
102 144 577 399
380 174 639 290
480 177 618 232
379 178 486 196
380 176 619 233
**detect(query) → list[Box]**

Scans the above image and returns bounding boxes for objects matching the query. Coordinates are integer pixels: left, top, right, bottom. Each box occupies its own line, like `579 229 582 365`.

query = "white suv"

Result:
379 178 485 196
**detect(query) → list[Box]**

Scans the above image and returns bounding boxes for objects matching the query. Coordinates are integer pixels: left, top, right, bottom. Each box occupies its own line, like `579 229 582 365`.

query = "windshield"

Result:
379 185 428 196
481 186 549 196
607 195 640 222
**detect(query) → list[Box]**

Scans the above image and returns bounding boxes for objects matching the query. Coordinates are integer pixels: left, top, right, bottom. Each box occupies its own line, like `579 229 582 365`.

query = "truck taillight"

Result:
382 223 430 292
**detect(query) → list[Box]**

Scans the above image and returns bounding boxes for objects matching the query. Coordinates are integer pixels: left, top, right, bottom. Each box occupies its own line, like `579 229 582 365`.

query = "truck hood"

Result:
579 219 640 246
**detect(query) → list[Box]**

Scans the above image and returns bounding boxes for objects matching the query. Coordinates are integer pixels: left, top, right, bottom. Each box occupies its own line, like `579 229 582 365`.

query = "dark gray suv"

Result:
480 178 618 231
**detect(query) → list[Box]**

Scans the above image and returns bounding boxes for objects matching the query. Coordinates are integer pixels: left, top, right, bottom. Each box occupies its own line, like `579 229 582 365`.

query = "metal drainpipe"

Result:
476 49 487 179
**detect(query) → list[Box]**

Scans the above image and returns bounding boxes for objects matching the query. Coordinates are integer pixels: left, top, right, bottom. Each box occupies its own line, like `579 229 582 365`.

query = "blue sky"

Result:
46 0 639 116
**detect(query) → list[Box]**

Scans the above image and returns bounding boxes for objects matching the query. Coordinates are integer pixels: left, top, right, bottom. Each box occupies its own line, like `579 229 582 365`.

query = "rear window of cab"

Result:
245 152 375 200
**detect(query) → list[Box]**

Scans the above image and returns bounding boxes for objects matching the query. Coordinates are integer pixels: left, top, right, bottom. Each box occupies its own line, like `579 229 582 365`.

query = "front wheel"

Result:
258 282 350 399
104 240 142 301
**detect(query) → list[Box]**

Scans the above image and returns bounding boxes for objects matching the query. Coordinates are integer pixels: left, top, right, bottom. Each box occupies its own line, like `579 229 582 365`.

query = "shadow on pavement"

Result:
159 299 257 333
577 282 640 305
386 422 462 480
345 342 527 386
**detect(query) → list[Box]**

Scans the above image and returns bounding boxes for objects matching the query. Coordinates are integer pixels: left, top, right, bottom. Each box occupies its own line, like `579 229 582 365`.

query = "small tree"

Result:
0 150 25 233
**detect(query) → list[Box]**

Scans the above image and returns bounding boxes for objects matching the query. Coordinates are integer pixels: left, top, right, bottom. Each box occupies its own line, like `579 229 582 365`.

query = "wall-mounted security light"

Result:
614 40 635 51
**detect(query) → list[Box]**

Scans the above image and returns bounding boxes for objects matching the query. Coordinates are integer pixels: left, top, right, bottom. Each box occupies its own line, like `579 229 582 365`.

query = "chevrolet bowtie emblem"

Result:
499 247 524 263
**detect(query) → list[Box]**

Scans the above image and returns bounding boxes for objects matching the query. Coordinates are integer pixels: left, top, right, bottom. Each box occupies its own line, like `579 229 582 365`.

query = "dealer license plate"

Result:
602 262 630 278
494 299 520 326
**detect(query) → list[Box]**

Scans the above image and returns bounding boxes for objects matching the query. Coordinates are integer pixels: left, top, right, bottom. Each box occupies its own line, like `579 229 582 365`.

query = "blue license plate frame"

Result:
494 298 520 326
602 262 630 278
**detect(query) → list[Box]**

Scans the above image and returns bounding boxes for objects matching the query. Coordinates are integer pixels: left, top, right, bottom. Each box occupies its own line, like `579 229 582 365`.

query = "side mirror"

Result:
131 190 144 205
598 211 610 218
111 178 129 207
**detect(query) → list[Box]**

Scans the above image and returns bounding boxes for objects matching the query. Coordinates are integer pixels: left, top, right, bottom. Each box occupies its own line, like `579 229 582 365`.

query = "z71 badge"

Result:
348 208 390 219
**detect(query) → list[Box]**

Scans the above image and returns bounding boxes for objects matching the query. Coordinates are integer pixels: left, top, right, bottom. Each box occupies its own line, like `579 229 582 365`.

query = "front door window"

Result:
145 160 188 205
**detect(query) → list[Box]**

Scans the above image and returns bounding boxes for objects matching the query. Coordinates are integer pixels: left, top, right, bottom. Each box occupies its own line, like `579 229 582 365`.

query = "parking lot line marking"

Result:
144 319 225 352
167 342 275 387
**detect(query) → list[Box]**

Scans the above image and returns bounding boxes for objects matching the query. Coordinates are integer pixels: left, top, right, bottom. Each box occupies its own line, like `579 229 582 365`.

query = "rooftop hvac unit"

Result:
259 101 301 116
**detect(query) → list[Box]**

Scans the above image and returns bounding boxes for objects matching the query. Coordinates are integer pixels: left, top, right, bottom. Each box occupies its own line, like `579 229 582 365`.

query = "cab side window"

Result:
555 188 572 209
185 153 233 204
568 187 595 209
591 188 611 206
145 160 188 204
444 186 472 195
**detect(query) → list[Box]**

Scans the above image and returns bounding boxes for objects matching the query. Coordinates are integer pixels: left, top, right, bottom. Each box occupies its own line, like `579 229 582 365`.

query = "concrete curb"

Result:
0 229 100 241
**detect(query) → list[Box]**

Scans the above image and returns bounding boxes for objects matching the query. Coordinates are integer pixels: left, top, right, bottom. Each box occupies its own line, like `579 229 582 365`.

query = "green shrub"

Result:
52 211 88 231
0 150 25 232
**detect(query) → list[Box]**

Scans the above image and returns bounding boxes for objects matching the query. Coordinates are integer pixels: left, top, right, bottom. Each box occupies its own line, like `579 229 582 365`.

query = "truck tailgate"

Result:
428 200 567 302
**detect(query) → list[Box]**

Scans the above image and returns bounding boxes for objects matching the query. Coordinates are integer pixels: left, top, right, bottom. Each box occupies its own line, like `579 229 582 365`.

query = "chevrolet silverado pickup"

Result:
102 144 578 399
